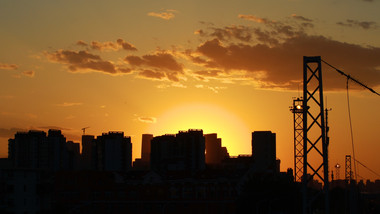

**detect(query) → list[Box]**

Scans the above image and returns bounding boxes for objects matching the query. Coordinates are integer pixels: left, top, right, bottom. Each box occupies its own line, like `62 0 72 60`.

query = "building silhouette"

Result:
141 134 153 163
251 131 277 172
150 129 205 173
81 135 95 170
204 133 229 165
7 129 79 171
133 134 153 170
95 132 132 171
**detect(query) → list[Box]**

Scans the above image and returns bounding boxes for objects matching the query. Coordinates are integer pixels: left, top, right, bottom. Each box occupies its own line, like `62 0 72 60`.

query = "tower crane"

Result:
81 126 90 135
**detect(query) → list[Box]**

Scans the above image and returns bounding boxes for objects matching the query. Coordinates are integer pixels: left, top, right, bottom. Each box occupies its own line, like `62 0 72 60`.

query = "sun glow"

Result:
147 103 251 156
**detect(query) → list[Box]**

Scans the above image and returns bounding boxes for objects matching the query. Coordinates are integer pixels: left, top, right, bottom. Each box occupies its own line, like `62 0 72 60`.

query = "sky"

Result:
1 0 379 181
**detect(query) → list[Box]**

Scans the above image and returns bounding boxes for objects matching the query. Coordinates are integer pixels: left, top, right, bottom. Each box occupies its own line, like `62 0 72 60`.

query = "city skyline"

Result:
1 0 380 182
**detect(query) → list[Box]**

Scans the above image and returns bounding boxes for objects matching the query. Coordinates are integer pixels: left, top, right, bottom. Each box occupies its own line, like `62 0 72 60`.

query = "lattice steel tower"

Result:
345 155 352 184
302 56 329 214
290 97 304 182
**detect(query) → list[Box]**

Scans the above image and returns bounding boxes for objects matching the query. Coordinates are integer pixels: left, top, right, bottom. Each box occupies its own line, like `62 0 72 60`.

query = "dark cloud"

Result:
194 35 380 90
209 25 253 42
337 19 378 30
197 14 314 47
46 50 117 74
125 52 183 82
192 14 380 91
126 53 183 71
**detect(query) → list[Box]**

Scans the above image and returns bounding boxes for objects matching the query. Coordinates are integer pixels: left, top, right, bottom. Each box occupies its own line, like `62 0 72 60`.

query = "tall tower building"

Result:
141 134 153 163
252 131 276 172
204 133 228 164
95 132 132 171
47 129 68 171
81 135 95 170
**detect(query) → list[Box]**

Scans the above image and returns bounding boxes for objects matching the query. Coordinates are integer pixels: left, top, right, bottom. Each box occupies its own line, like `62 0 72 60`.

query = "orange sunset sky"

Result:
0 0 379 181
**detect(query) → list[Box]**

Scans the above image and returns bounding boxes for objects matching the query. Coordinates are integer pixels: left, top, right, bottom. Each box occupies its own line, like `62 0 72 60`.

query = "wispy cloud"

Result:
238 14 273 24
337 19 378 30
0 63 18 70
37 126 71 131
55 102 83 107
138 117 157 123
77 39 137 51
148 9 178 20
0 127 27 138
22 70 35 77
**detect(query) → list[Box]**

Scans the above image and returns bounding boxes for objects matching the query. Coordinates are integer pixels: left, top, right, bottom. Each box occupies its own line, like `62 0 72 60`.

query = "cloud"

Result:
22 70 35 77
46 49 118 74
148 9 178 20
125 52 184 82
37 126 71 131
291 14 312 22
196 14 314 47
0 127 27 138
117 39 138 51
90 41 120 51
195 84 226 93
0 63 18 70
139 70 166 80
126 53 183 71
337 19 378 30
238 14 273 24
191 14 380 91
76 39 137 51
138 117 157 123
193 36 380 90
202 25 253 42
76 40 88 46
55 102 83 107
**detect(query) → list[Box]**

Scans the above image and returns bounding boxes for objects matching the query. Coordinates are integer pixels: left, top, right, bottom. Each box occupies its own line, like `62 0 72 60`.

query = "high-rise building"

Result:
81 135 95 170
8 129 80 171
141 134 153 163
204 133 229 164
95 132 132 171
47 129 68 171
150 129 205 172
8 130 47 169
251 131 276 172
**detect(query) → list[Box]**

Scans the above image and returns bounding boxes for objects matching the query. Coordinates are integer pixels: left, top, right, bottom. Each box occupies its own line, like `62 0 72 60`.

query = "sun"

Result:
147 103 252 156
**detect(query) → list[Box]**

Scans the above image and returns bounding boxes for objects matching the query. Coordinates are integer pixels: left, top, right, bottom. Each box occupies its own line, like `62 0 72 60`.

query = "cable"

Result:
346 79 357 181
321 59 380 96
355 159 380 178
